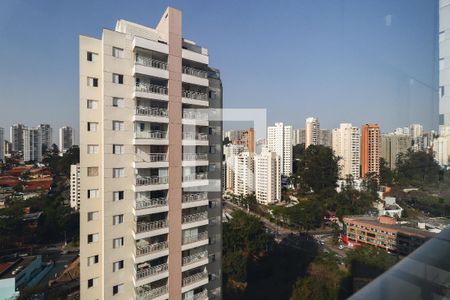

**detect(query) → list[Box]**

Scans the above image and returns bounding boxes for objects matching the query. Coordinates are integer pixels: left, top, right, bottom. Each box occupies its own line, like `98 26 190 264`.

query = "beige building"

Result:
332 123 360 179
380 134 411 169
305 117 320 148
254 148 280 204
79 7 222 300
70 164 81 210
234 152 254 196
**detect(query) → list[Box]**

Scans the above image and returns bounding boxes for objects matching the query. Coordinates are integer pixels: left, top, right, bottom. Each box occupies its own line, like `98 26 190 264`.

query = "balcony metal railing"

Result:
135 107 168 118
134 130 168 140
182 89 208 101
136 82 168 95
135 176 169 186
182 211 208 224
136 55 168 70
136 241 168 257
182 111 208 120
136 220 168 233
182 232 208 245
183 153 208 161
182 271 208 287
137 285 168 300
135 153 168 163
182 193 208 203
182 132 208 141
135 197 168 210
183 173 208 182
136 263 169 280
182 65 208 79
182 250 208 266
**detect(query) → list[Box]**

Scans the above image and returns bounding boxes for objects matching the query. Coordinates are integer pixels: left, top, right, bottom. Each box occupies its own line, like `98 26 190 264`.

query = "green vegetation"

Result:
395 150 441 187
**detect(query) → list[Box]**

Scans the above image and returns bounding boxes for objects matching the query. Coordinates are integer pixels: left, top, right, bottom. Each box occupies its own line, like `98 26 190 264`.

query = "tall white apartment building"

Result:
10 123 26 154
254 148 280 205
70 164 81 210
23 127 42 162
234 152 254 196
435 136 449 167
79 8 222 300
223 144 245 191
440 0 450 127
267 123 292 176
292 128 305 146
305 117 320 148
409 124 423 139
39 124 53 152
332 123 360 179
59 126 74 153
0 128 4 162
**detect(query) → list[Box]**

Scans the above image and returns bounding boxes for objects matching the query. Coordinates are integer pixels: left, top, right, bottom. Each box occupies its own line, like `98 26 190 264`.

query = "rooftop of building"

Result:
0 256 39 280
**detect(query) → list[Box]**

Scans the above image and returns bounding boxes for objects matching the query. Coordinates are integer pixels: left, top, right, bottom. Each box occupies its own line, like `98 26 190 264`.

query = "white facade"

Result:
234 152 254 196
305 117 320 148
59 126 74 153
0 128 4 162
39 124 53 152
409 124 423 139
440 0 450 127
254 148 280 205
435 136 449 167
267 123 292 176
23 127 42 162
70 164 81 210
292 128 305 145
332 123 360 179
10 123 26 154
223 144 245 191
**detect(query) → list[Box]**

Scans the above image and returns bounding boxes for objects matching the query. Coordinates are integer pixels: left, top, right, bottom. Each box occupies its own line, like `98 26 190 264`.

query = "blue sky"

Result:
0 0 439 142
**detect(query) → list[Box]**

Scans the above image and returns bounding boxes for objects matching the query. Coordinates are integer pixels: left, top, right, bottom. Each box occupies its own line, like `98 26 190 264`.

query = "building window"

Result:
113 168 124 178
441 86 445 98
88 189 98 199
112 73 124 84
112 47 124 58
87 77 98 87
113 260 124 272
87 144 99 154
87 99 98 109
113 144 124 154
87 122 98 132
112 97 124 107
87 167 99 177
112 121 124 131
113 214 124 225
87 233 99 244
87 277 99 288
87 255 99 266
87 211 99 221
87 51 97 62
113 237 124 248
113 191 124 201
113 283 124 295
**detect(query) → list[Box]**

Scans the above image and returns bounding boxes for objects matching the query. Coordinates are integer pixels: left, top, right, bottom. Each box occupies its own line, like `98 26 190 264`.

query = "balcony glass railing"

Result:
182 111 208 120
182 193 208 203
135 107 168 117
182 132 208 141
136 241 168 257
183 153 208 161
193 290 208 300
182 232 209 245
182 271 208 287
182 89 208 101
137 285 168 300
183 173 208 182
182 211 208 224
135 176 169 186
135 197 168 210
134 130 168 139
135 153 168 163
136 220 168 233
136 263 169 280
182 65 208 78
136 55 168 70
136 82 168 95
182 250 208 266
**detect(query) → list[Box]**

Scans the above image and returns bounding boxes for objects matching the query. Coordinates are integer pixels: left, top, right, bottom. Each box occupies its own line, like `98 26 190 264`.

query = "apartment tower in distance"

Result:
305 117 320 148
332 123 360 179
361 124 381 178
59 126 75 153
440 0 450 128
79 7 222 300
267 123 292 176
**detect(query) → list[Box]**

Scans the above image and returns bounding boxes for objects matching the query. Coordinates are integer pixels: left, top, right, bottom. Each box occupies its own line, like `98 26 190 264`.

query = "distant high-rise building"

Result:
361 124 381 177
0 128 4 162
332 123 360 179
224 144 245 191
255 148 280 204
234 152 254 196
409 124 424 139
4 140 11 157
319 129 332 148
246 128 255 153
59 126 74 153
434 136 449 167
23 127 42 162
10 123 26 154
70 164 81 210
381 134 411 169
440 1 450 128
292 128 305 146
267 122 292 176
305 117 320 148
39 124 53 153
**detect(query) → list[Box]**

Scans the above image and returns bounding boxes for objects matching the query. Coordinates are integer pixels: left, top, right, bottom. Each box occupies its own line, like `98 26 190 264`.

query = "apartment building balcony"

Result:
136 263 169 286
182 89 208 107
182 211 208 230
135 219 169 239
182 132 208 146
182 153 208 167
182 231 209 251
134 175 169 192
135 196 168 216
134 152 168 168
182 65 208 87
134 107 169 123
136 285 169 300
135 55 169 80
182 110 209 126
135 81 168 101
133 36 169 55
182 250 209 272
181 271 209 294
182 172 208 188
134 130 168 146
182 193 209 209
193 289 208 300
136 240 169 264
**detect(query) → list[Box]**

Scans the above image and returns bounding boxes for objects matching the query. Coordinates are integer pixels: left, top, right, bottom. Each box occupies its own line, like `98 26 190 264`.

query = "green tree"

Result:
379 158 394 185
396 150 440 186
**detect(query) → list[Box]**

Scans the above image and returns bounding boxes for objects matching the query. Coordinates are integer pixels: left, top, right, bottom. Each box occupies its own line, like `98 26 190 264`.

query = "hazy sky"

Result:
0 0 439 142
